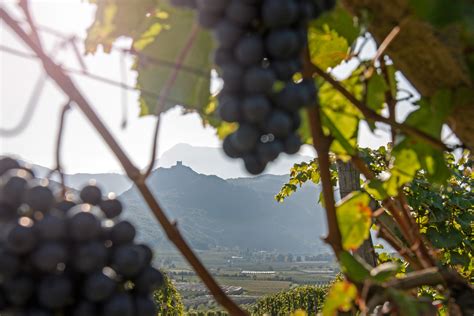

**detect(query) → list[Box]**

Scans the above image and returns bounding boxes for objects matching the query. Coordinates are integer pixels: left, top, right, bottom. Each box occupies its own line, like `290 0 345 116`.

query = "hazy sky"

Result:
1 0 430 174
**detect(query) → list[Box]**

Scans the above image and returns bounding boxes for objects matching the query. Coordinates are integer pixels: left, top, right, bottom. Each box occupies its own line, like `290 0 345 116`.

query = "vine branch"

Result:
0 8 246 315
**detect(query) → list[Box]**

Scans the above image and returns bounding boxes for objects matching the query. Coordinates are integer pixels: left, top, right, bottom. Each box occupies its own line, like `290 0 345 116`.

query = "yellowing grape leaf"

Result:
308 25 349 70
322 281 357 316
336 191 372 250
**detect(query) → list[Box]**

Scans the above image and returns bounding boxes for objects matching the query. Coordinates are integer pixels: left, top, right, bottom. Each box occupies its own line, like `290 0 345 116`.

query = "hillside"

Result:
119 162 327 253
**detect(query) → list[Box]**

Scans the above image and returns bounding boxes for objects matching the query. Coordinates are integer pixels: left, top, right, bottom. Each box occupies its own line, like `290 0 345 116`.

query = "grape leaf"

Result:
339 251 371 282
336 191 372 250
366 73 388 113
312 7 360 46
308 25 349 70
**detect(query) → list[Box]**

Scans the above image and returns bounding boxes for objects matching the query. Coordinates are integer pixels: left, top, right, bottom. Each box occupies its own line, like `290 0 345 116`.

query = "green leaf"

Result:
322 281 357 316
336 191 372 250
308 25 349 70
339 251 371 282
425 226 464 249
388 289 427 316
312 7 361 46
366 73 388 113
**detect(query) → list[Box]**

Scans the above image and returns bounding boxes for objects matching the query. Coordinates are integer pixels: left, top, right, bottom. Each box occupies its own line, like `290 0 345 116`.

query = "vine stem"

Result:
0 8 247 315
308 63 449 151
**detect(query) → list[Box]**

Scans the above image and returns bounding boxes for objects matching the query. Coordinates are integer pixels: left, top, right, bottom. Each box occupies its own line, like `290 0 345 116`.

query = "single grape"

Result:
226 0 257 26
291 111 302 131
243 155 266 175
265 29 300 59
0 202 17 221
80 184 102 205
213 47 235 67
73 241 108 273
102 293 134 316
266 110 292 138
223 135 242 159
0 248 20 279
110 221 136 246
221 63 243 92
36 213 67 241
242 95 271 123
38 275 73 309
135 296 157 316
138 244 153 265
300 78 317 106
284 133 302 154
100 198 123 219
69 211 102 241
31 242 68 272
24 185 54 212
275 83 305 112
2 176 27 208
271 59 302 81
235 35 264 66
134 266 165 294
83 271 116 302
262 0 298 27
230 124 259 152
112 244 147 278
214 20 243 49
0 157 20 176
257 140 284 163
243 67 276 94
4 275 34 305
218 94 241 122
6 224 37 255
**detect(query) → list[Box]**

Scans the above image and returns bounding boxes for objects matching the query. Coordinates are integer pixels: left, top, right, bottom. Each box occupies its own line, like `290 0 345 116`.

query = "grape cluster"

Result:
171 0 335 174
0 157 163 316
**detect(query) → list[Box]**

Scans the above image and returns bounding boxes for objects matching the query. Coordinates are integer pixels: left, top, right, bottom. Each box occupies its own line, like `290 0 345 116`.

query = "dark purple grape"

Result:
110 221 136 246
226 0 257 25
291 111 302 131
196 0 229 13
69 212 102 241
73 241 108 273
243 155 266 175
218 94 241 122
257 141 284 163
38 275 73 309
134 267 165 294
102 293 134 316
301 78 317 106
243 67 276 94
24 185 54 212
242 95 271 123
262 0 299 27
266 29 300 59
0 202 17 221
80 185 102 205
272 59 302 81
2 176 27 208
112 244 147 278
135 296 157 316
6 224 37 255
4 275 34 305
31 242 68 272
235 35 264 66
223 135 242 159
284 133 302 154
275 83 305 112
83 272 116 302
213 47 235 67
266 111 292 138
230 124 259 152
36 213 67 241
0 157 20 176
100 198 123 219
138 244 153 265
214 20 243 49
0 248 20 279
221 63 243 92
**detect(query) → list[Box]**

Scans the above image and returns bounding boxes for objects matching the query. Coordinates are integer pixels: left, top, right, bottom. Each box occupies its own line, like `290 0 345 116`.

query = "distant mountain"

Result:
119 162 327 253
30 164 132 195
157 143 314 179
